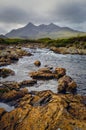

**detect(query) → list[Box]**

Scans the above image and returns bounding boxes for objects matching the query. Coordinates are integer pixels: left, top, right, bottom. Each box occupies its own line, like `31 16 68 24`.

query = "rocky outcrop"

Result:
50 46 86 55
0 82 28 102
0 68 15 78
1 88 28 102
0 46 32 67
29 67 66 80
0 81 20 90
58 75 77 94
0 91 86 130
29 67 55 79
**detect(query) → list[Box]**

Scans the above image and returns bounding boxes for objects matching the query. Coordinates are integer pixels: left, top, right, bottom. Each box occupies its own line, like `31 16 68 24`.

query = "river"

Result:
0 48 86 95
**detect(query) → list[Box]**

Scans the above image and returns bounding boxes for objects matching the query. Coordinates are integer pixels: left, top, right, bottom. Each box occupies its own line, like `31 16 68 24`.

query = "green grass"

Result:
38 36 86 49
0 35 86 49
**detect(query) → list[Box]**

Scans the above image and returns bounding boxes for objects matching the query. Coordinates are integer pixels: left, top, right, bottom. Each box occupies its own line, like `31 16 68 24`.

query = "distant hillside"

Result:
5 23 86 39
0 34 7 39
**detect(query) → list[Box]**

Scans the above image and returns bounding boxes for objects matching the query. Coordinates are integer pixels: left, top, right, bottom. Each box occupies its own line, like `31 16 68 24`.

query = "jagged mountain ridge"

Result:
5 22 83 39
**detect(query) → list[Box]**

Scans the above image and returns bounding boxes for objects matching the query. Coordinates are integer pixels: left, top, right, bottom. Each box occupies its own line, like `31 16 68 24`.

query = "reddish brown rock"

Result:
19 79 37 87
0 81 20 90
0 108 6 118
38 67 52 73
1 88 28 102
29 67 67 80
0 91 86 130
29 71 55 80
55 67 66 78
0 46 32 67
29 67 55 80
0 68 15 78
34 60 41 67
58 75 77 94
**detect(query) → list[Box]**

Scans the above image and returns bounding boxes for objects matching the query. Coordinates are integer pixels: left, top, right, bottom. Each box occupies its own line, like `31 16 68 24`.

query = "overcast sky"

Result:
0 0 86 34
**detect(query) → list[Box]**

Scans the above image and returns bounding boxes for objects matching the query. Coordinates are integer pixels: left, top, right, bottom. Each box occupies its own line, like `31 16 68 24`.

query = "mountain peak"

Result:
49 23 55 26
25 22 35 27
48 23 60 27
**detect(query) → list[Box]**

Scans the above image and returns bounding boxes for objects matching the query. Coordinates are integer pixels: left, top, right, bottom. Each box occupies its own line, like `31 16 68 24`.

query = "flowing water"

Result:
0 103 14 112
0 48 86 95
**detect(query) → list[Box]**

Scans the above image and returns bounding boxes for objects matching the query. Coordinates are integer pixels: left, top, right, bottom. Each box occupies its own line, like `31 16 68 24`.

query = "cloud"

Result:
0 0 86 33
51 1 86 24
0 7 29 24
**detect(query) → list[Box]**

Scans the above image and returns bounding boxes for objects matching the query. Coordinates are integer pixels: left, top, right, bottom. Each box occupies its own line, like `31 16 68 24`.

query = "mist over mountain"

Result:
5 23 84 39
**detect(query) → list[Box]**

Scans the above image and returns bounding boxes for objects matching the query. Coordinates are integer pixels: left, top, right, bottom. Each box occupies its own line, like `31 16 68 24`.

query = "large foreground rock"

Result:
0 90 86 130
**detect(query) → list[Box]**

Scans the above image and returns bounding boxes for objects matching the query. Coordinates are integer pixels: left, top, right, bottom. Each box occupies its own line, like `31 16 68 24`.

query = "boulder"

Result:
1 88 28 102
38 67 52 73
29 67 55 80
54 67 66 78
29 67 66 80
58 75 77 94
19 79 37 87
50 46 61 53
0 68 15 78
9 54 19 61
0 57 11 66
30 71 54 79
34 60 41 67
0 81 20 90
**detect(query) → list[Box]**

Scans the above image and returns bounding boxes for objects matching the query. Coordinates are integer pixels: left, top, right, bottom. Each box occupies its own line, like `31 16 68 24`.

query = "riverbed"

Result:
0 48 86 95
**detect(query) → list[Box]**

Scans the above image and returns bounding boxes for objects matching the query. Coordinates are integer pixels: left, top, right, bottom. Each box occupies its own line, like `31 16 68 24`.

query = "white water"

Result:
0 103 14 112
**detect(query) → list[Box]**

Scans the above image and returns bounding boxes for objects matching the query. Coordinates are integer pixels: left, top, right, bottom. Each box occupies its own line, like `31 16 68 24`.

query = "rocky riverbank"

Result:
0 44 86 130
0 44 32 67
50 46 86 55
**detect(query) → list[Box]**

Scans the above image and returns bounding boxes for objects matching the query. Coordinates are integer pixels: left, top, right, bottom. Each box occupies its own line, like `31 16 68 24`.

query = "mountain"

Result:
0 34 7 39
5 23 85 39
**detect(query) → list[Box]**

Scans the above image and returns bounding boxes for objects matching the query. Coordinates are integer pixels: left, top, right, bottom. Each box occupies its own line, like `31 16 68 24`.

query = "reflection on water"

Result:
0 48 86 95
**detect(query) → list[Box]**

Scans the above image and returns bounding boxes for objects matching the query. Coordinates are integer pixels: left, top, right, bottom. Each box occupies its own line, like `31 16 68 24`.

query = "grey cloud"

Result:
51 1 86 24
0 0 86 33
0 0 86 24
0 7 29 24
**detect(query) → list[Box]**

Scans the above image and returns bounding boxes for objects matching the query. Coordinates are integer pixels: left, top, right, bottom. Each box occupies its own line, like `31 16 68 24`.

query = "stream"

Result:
0 48 86 95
